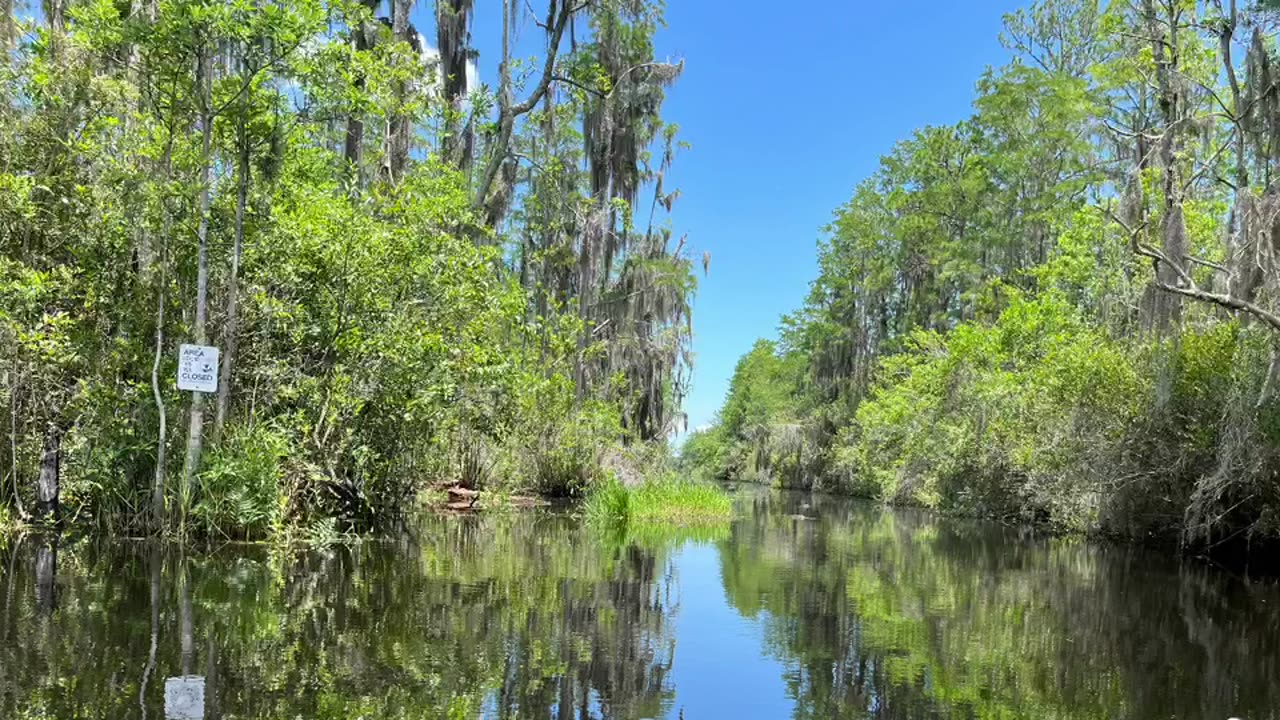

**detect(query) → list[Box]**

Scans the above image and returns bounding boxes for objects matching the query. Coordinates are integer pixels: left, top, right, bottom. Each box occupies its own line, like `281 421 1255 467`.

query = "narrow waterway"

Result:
1 490 1276 719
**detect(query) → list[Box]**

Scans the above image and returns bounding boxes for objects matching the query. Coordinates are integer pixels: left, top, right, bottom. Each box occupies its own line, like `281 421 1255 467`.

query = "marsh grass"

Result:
586 476 732 526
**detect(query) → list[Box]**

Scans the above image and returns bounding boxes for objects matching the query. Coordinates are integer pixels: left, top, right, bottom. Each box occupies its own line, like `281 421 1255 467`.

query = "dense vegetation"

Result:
686 0 1280 549
0 0 699 537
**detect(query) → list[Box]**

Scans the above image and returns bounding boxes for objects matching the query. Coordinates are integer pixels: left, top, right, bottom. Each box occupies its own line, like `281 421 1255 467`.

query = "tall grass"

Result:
585 476 732 526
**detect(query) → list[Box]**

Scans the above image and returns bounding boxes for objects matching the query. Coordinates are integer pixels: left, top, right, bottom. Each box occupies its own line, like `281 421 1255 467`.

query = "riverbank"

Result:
0 0 695 550
715 476 1280 574
1 433 696 542
0 441 729 547
686 315 1280 563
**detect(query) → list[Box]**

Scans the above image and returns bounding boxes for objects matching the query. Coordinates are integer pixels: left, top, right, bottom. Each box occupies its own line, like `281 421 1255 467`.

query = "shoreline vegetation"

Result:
683 0 1280 562
0 1 698 540
585 475 733 527
9 0 1280 563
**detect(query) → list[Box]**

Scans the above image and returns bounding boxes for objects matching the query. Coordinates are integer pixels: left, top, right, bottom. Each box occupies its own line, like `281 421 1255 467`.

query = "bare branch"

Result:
1182 254 1229 273
1115 207 1280 332
551 73 605 98
473 0 580 213
1155 281 1280 332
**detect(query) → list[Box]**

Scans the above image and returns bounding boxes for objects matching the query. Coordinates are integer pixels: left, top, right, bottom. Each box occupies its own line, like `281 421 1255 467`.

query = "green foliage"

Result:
0 0 693 535
678 424 729 479
521 396 622 498
197 421 290 539
0 504 12 541
720 339 804 439
585 476 632 522
232 163 531 520
679 338 820 488
699 0 1280 548
585 475 732 526
841 292 1143 527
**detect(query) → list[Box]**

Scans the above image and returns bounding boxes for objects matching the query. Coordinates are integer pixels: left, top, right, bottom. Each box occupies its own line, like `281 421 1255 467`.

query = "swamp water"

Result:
1 490 1277 719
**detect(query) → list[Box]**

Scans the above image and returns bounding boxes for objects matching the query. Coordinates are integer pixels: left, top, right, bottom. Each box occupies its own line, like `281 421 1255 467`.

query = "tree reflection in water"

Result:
0 514 679 719
718 490 1280 719
1 494 1278 719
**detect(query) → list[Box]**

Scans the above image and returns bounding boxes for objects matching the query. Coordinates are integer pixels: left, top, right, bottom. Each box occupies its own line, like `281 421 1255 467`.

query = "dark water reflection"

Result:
1 490 1277 719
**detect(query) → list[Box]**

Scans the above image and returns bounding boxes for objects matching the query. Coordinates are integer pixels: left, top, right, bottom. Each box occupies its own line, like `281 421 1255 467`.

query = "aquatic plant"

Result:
586 476 732 526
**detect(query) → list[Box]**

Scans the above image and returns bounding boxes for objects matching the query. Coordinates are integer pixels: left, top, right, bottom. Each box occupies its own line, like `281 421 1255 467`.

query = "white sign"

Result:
164 675 205 719
177 344 220 393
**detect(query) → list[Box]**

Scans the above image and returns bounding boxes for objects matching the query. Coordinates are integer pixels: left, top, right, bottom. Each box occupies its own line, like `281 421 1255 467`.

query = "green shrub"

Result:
197 422 291 539
584 477 631 522
845 292 1144 529
832 292 1280 543
487 369 622 497
678 425 729 480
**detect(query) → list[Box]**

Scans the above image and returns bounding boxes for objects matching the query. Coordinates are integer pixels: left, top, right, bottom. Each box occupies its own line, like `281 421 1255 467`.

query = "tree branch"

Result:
1115 207 1280 332
1155 281 1280 332
1183 254 1229 273
551 73 605 98
473 0 594 213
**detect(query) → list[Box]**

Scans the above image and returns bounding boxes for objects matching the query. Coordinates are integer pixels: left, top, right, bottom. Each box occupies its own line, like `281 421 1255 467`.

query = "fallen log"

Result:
447 487 480 507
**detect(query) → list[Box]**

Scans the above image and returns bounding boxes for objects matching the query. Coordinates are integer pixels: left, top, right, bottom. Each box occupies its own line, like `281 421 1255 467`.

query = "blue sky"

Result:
436 0 1029 435
653 0 1026 434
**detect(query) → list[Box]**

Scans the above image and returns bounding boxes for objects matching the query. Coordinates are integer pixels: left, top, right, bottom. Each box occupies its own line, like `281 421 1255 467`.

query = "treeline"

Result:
686 0 1280 549
0 0 695 537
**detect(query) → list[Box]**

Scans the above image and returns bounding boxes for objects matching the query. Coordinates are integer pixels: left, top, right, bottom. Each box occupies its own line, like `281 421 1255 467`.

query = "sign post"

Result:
177 344 220 393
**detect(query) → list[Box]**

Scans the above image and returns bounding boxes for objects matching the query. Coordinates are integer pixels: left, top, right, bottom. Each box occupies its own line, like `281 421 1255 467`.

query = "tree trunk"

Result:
473 0 575 214
437 0 474 169
36 421 60 522
216 115 249 434
1 0 13 62
573 223 596 402
382 0 413 184
34 540 56 614
180 48 215 535
1220 0 1246 192
343 0 378 183
151 259 167 528
1142 0 1186 334
151 182 173 529
42 0 64 33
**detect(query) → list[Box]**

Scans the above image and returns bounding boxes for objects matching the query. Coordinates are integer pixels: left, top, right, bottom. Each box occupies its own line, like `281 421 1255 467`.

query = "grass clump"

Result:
586 476 732 526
